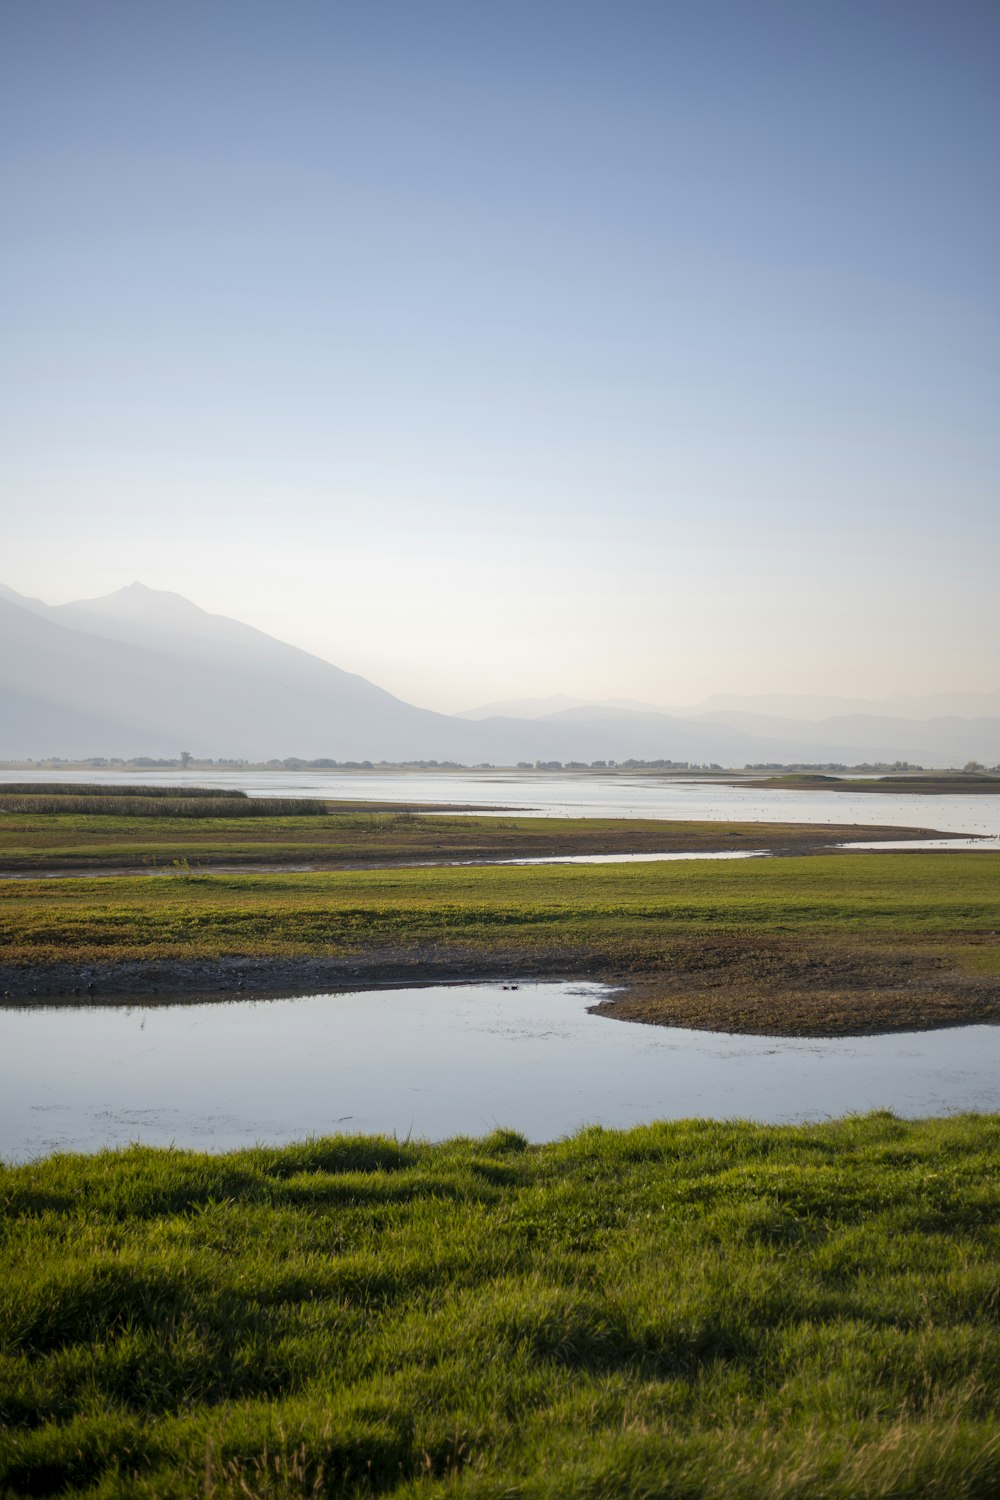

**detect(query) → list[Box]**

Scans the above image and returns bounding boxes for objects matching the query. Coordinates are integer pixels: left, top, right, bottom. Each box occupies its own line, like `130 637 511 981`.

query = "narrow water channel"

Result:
4 982 999 1162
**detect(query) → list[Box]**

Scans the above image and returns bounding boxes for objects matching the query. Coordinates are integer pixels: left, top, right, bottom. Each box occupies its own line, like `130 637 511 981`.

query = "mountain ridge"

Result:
1 582 997 766
460 688 1000 724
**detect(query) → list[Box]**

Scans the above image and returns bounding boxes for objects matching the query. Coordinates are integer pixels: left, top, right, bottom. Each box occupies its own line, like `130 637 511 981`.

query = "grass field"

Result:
3 1114 1000 1498
0 806 948 874
2 851 998 1033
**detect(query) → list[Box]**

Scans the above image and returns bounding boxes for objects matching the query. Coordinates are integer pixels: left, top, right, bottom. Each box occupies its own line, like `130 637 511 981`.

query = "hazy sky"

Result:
2 0 997 711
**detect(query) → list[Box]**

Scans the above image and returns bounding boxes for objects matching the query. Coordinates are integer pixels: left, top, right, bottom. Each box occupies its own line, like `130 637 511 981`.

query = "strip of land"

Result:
3 850 998 1035
3 1114 1000 1498
0 803 962 875
737 772 1000 793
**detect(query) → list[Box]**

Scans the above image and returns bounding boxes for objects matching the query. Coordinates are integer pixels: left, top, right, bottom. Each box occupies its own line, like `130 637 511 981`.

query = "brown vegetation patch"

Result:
6 935 1000 1039
593 936 1000 1036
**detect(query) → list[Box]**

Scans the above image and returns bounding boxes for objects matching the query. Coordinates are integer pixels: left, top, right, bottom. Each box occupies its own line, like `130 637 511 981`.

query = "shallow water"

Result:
837 837 998 852
495 849 771 865
0 844 983 881
3 766 998 839
4 982 999 1162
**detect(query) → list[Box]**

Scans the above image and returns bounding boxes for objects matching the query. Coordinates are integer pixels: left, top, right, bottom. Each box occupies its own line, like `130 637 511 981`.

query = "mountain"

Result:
1 582 997 765
461 688 1000 725
456 693 1000 765
684 690 1000 722
457 694 595 720
509 704 1000 766
0 584 479 762
0 583 778 762
686 708 1000 762
456 694 670 720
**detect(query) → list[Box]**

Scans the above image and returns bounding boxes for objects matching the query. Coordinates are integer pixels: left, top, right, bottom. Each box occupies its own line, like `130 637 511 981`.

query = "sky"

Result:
2 0 997 712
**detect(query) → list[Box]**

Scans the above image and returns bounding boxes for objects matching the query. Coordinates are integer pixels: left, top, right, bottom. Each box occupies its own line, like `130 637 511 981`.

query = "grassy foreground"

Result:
3 1114 1000 1498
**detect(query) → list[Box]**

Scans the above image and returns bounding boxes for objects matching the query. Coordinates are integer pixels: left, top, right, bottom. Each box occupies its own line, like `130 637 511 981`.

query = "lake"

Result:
3 766 1000 841
4 982 999 1162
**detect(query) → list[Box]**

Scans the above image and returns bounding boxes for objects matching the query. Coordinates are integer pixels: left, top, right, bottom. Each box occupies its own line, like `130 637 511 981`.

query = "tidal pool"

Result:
4 982 999 1162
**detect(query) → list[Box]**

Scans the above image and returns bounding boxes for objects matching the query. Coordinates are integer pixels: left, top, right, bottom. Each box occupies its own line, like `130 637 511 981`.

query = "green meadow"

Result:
3 1114 1000 1497
3 852 998 964
0 804 939 873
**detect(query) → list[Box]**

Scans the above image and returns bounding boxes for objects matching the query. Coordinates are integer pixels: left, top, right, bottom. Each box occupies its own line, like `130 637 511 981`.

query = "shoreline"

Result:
0 820 970 879
5 938 999 1038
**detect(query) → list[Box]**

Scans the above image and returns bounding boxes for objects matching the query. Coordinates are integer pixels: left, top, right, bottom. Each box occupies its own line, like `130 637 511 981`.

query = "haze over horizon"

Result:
2 575 998 770
5 575 998 729
3 1 998 712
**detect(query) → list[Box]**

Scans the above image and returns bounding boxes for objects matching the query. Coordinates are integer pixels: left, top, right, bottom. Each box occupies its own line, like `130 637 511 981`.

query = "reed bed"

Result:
0 783 248 798
0 795 327 818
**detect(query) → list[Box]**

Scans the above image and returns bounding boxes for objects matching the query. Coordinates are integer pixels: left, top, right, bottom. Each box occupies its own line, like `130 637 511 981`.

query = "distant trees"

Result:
744 761 927 773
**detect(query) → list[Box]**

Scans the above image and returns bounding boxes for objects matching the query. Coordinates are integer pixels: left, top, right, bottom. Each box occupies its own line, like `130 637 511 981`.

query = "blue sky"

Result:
2 0 997 709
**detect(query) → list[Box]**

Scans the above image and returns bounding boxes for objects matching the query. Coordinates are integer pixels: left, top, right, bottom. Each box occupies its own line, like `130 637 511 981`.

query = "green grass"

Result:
3 1114 1000 1497
2 852 996 966
0 807 947 873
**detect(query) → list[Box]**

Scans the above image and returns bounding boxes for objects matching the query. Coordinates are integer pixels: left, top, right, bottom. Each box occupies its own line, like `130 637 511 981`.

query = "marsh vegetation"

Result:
0 787 327 819
0 802 951 875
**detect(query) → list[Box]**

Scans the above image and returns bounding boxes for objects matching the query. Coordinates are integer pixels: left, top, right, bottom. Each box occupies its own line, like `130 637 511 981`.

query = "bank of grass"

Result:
2 852 996 963
3 852 998 1033
2 1113 1000 1497
0 807 950 874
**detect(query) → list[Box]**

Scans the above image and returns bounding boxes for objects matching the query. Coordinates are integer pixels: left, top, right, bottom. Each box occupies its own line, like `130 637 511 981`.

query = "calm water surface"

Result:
4 767 998 841
4 982 999 1162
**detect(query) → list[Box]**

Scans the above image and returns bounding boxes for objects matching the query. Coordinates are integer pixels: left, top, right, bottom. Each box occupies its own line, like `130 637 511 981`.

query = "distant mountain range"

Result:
459 689 1000 722
1 581 997 766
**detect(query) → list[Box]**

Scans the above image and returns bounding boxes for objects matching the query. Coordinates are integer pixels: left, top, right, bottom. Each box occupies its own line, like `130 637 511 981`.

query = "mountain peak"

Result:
65 583 210 622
